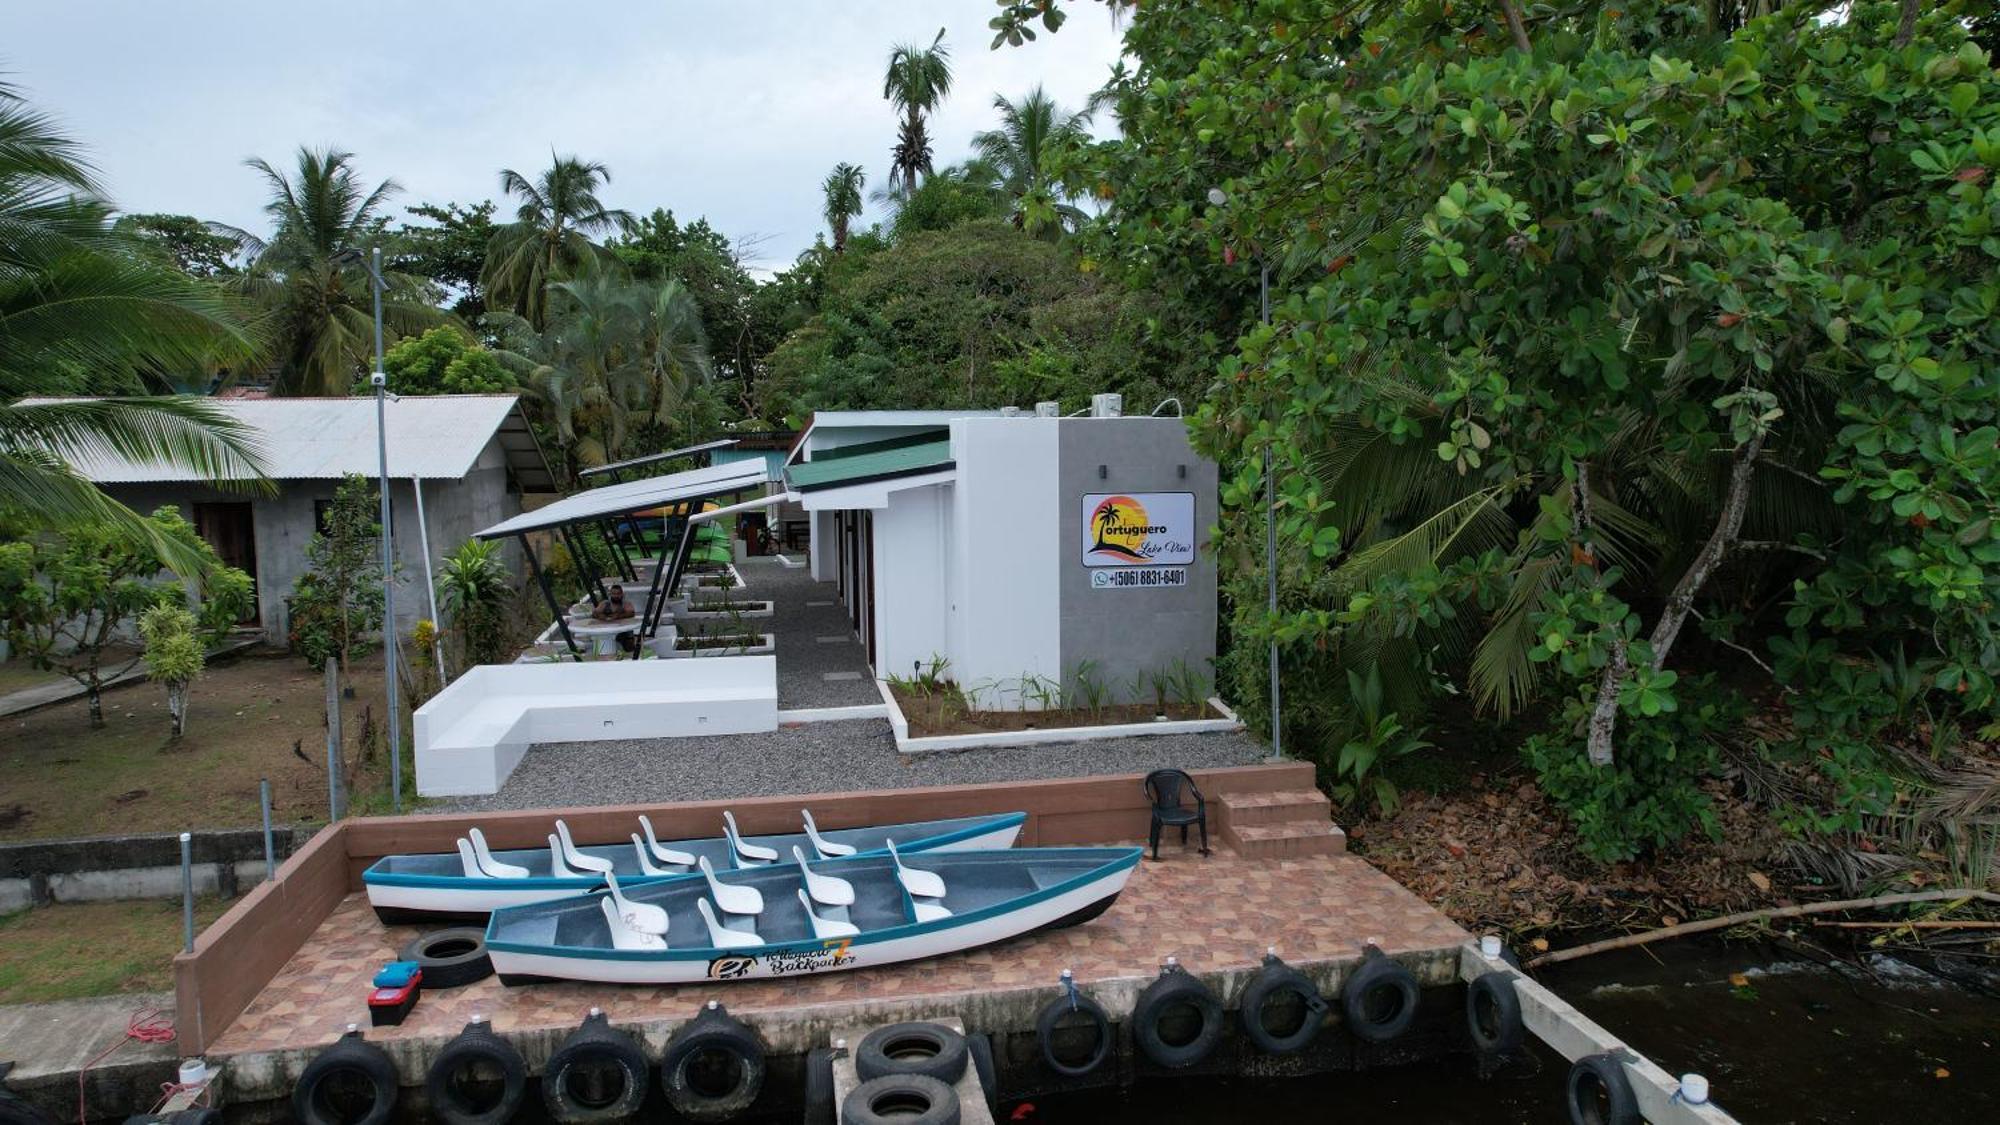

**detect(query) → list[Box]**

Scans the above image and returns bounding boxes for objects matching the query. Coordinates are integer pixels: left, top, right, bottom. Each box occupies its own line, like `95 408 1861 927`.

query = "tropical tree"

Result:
230 147 442 395
821 163 866 253
0 80 266 549
436 538 513 666
883 30 954 193
972 86 1093 236
481 156 633 329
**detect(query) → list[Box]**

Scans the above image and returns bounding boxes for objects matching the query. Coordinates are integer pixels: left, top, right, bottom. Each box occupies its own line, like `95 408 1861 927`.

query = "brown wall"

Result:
172 761 1312 1053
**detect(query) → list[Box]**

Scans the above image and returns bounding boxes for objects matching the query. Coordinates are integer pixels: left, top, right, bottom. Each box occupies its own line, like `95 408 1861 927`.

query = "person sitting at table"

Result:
592 584 637 621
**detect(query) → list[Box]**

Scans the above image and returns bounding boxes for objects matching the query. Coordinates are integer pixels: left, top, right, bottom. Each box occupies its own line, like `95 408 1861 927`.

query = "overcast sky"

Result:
2 1 1125 272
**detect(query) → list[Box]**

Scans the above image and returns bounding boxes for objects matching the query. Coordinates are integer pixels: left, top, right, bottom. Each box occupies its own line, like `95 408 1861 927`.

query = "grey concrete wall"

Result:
0 825 306 910
101 434 524 643
1055 417 1219 704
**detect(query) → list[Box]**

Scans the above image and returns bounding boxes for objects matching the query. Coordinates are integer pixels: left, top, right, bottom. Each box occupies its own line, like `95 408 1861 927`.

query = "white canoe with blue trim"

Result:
485 845 1142 985
363 810 1026 922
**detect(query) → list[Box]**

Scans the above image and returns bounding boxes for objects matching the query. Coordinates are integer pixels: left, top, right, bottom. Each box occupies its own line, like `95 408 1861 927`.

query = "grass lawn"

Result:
0 897 228 1004
0 647 410 840
0 658 71 696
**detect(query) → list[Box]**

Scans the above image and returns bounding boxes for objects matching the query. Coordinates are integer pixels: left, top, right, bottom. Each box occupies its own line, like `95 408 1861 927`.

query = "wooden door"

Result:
193 502 258 622
861 511 876 667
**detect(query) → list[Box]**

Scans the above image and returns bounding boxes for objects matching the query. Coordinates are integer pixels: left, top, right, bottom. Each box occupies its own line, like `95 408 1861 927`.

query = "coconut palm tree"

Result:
229 147 442 395
972 86 1094 237
821 163 866 253
882 30 954 193
482 155 633 329
0 79 266 545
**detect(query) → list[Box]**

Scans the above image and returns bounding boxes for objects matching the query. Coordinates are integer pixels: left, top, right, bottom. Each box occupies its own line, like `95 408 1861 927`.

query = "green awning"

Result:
786 439 953 491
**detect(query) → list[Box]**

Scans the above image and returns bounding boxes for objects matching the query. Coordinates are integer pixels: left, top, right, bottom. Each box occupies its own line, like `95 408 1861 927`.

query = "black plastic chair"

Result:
1143 769 1209 861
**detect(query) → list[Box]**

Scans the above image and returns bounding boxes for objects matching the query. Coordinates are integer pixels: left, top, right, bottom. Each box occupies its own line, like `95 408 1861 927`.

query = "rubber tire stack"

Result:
659 1003 766 1121
541 1011 649 1123
425 1020 527 1125
854 1023 969 1084
292 1030 399 1125
840 1074 960 1125
398 928 494 989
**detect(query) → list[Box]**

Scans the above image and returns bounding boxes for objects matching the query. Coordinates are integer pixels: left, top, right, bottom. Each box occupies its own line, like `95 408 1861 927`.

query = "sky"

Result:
1 1 1126 273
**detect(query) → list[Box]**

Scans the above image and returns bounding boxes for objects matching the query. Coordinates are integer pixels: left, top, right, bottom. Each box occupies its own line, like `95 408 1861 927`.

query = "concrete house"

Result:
36 395 556 641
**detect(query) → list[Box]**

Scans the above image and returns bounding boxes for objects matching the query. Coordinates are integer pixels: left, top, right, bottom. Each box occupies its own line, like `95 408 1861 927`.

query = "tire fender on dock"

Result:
659 1001 766 1121
424 1018 526 1125
1130 960 1224 1069
1238 952 1329 1055
1035 989 1113 1078
292 1028 399 1125
840 1074 960 1125
1341 946 1420 1045
1465 972 1525 1055
1566 1051 1641 1125
855 1022 968 1085
541 1009 648 1123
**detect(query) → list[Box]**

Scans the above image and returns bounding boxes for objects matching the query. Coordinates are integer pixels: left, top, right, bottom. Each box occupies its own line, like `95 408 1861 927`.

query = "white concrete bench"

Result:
415 656 778 797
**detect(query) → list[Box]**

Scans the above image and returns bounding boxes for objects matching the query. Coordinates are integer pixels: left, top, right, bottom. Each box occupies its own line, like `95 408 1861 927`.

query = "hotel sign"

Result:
1081 492 1196 575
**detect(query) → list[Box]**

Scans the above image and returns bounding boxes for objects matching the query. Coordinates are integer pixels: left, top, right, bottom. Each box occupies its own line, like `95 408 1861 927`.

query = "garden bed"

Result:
677 599 774 620
880 680 1240 753
669 632 775 658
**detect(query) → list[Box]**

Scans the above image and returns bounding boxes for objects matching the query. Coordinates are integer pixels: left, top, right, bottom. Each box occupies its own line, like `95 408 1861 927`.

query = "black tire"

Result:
1466 972 1524 1054
855 1022 968 1085
966 1033 996 1109
1130 964 1223 1069
803 1047 836 1125
292 1029 399 1125
659 1002 766 1121
840 1074 960 1125
1035 993 1111 1077
398 928 493 990
425 1020 526 1125
1342 949 1419 1045
1566 1052 1641 1125
1238 955 1328 1055
542 1011 648 1123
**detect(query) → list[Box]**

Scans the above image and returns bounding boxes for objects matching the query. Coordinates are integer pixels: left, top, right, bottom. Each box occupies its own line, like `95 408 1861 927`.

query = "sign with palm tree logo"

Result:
1082 492 1195 567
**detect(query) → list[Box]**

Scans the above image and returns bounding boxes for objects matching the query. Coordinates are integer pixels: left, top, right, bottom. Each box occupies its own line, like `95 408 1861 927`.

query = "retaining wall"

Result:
0 826 307 911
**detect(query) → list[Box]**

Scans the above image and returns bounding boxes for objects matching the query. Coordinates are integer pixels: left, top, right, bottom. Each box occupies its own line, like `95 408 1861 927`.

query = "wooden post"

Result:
324 659 344 821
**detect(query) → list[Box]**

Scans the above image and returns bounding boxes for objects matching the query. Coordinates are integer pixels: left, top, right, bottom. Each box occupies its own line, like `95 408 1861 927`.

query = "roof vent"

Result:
1090 393 1123 419
999 406 1022 418
1034 401 1060 418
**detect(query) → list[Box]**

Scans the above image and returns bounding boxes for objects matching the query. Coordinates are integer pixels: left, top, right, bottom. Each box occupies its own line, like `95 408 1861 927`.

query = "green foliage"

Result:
374 326 511 396
287 475 384 671
436 538 514 666
112 213 243 278
0 507 248 728
482 155 632 330
138 602 202 738
392 200 498 321
609 209 771 392
1524 681 1741 864
1323 665 1433 816
972 87 1094 237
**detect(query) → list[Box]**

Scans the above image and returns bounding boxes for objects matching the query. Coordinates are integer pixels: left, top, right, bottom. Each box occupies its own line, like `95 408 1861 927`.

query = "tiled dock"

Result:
209 848 1466 1060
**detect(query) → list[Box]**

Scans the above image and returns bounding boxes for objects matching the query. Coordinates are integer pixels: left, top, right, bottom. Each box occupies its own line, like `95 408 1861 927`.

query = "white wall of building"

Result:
869 483 952 681
947 418 1060 708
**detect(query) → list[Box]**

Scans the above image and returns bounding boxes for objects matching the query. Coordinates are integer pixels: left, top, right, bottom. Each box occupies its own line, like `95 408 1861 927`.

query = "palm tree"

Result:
883 30 954 193
0 80 266 548
230 147 441 395
972 86 1094 237
821 163 866 253
482 155 633 329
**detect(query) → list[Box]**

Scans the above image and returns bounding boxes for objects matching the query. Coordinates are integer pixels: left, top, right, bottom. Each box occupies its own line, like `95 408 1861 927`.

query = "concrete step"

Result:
1218 788 1332 828
1224 819 1347 859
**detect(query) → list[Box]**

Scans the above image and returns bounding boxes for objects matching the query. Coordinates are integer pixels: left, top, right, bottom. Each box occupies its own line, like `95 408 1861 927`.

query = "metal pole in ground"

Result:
368 245 401 814
179 831 195 953
1261 260 1282 761
325 660 345 821
259 778 274 879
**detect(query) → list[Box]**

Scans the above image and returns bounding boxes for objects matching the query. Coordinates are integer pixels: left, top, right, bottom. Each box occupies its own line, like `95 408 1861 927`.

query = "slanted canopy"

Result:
474 459 772 540
576 439 738 480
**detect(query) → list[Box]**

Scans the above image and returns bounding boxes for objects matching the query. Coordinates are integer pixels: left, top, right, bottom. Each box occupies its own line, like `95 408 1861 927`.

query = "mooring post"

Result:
259 778 275 880
179 831 195 953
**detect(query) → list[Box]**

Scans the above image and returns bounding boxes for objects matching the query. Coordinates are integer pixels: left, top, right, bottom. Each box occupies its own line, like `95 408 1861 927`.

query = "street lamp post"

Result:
345 246 403 813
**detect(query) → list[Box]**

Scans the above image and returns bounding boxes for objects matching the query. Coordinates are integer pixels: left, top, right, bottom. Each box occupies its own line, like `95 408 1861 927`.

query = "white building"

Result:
787 402 1218 707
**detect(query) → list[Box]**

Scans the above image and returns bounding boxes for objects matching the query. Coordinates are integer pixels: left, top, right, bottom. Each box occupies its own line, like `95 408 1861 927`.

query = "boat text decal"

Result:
705 938 855 980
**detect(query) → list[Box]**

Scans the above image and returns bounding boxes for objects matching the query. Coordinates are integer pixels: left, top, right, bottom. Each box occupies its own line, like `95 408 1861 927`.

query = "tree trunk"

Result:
167 681 187 739
86 681 104 729
1894 0 1921 48
1498 0 1532 52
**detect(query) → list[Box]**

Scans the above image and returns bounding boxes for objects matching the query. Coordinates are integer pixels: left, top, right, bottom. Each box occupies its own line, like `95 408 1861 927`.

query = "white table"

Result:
568 619 640 657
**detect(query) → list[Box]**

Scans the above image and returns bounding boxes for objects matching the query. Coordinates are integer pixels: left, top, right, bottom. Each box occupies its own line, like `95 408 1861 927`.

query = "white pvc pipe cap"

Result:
1680 1074 1710 1104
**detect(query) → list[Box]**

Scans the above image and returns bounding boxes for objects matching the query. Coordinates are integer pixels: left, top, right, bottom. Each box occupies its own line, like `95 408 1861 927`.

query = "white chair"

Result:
792 846 855 908
722 812 778 866
696 897 762 949
886 839 951 923
797 888 859 940
555 820 616 874
697 855 765 917
549 834 580 878
600 896 666 952
604 872 670 936
638 816 697 867
801 810 857 859
455 839 488 879
469 829 530 878
632 834 677 877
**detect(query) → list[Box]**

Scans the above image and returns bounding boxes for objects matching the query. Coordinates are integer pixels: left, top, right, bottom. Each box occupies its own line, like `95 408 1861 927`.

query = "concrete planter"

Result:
676 600 774 621
666 633 776 659
879 679 1243 754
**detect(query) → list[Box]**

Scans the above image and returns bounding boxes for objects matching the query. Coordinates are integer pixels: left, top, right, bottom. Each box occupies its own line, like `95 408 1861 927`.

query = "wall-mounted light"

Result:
1098 465 1108 480
1178 464 1187 480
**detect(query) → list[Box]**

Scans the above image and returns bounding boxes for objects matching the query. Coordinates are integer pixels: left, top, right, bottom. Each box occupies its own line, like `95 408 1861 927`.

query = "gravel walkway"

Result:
737 558 883 709
438 720 1269 812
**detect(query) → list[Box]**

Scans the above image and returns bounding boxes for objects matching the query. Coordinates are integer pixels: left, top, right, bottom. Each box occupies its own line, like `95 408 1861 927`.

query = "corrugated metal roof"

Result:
22 394 548 485
476 458 772 539
785 440 953 490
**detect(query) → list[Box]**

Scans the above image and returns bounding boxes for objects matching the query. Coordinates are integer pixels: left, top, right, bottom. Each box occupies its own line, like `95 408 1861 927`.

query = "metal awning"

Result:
786 439 953 491
474 459 771 539
575 439 738 480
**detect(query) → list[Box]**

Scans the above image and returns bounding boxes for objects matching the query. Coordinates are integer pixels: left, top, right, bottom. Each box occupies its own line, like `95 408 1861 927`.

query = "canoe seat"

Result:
801 809 857 859
455 839 487 879
605 872 669 936
601 896 666 952
723 811 778 866
698 855 764 917
697 897 762 949
555 820 615 874
886 839 951 923
548 834 580 878
638 815 696 867
469 829 530 878
797 888 859 940
632 834 686 877
792 846 855 908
